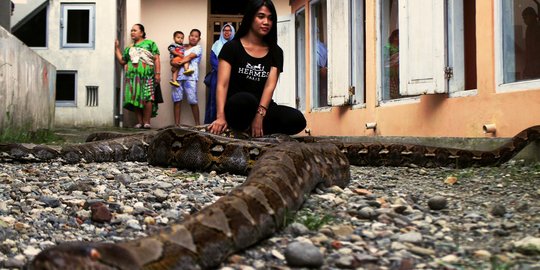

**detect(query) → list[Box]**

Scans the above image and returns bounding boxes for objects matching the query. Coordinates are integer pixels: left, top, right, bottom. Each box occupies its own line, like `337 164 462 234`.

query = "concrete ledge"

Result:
303 136 540 163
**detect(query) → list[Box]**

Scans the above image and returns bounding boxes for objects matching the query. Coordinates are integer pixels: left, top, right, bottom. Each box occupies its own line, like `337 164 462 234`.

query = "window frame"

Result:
295 7 307 112
494 0 540 92
376 0 478 105
309 0 330 110
376 0 419 105
55 71 78 107
350 0 366 107
60 3 95 49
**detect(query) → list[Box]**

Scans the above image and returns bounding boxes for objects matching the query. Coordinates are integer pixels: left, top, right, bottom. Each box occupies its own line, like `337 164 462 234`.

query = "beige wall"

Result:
0 26 56 134
292 0 540 138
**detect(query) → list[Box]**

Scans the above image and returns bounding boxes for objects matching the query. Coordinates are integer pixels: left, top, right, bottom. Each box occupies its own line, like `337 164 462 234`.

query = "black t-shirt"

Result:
219 39 283 100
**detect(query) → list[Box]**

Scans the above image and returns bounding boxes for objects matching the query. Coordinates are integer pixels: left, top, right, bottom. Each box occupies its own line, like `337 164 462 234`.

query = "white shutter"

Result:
274 15 296 107
447 0 465 92
327 0 351 106
399 0 447 95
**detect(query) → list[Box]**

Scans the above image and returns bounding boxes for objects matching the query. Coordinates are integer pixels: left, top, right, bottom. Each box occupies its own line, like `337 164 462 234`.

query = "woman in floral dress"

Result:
115 24 161 129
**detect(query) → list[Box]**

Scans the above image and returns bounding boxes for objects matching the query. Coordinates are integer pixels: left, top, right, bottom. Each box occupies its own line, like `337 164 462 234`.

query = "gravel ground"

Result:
0 158 539 270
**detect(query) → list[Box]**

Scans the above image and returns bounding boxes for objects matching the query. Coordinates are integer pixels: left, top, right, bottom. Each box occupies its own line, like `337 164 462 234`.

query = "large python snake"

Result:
0 125 538 269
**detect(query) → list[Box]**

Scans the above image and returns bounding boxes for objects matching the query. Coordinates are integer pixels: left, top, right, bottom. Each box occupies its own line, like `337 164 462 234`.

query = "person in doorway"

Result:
114 23 161 129
208 0 306 137
168 31 194 87
385 29 400 99
316 31 328 107
205 23 236 124
171 29 203 126
522 6 540 79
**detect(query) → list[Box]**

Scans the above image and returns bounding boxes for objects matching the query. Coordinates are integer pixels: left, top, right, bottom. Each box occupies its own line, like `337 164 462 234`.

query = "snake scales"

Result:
0 125 538 269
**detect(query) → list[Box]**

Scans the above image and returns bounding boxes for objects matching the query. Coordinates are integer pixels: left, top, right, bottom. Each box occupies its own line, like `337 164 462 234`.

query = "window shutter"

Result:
274 15 296 108
399 0 447 95
327 0 351 106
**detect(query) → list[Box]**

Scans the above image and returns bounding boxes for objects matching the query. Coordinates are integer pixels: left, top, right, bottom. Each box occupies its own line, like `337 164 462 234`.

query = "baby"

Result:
168 31 194 87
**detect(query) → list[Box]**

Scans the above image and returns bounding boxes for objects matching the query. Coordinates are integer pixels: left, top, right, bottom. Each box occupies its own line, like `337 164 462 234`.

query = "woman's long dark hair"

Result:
234 0 278 47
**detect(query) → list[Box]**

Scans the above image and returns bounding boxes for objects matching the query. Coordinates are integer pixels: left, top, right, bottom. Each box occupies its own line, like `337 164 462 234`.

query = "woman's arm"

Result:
174 52 197 65
251 66 279 137
259 67 279 110
154 54 161 82
210 51 219 70
208 59 232 134
114 40 126 66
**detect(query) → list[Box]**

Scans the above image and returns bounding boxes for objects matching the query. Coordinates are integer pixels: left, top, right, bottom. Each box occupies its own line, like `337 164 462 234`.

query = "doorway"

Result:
206 0 247 68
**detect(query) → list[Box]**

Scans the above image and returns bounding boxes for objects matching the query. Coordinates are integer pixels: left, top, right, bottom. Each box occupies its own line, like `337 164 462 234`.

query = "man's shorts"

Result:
171 80 198 104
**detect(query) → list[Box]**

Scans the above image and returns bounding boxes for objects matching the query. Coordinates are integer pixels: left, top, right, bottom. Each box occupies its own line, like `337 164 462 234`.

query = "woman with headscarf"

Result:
204 23 235 124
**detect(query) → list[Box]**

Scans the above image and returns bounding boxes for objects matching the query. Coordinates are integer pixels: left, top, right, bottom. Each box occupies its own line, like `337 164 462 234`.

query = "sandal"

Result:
169 81 180 87
134 123 142 129
183 69 194 76
143 124 152 129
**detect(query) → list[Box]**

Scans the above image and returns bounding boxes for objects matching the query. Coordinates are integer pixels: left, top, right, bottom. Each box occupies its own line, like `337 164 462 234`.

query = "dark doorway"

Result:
206 1 247 69
211 0 249 15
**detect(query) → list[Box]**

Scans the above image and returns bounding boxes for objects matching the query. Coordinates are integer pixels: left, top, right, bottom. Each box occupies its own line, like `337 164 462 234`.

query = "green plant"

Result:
490 256 513 270
296 211 334 231
0 128 63 144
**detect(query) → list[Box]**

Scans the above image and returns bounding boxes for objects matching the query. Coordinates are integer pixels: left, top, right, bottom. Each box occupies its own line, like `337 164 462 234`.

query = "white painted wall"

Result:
31 0 117 127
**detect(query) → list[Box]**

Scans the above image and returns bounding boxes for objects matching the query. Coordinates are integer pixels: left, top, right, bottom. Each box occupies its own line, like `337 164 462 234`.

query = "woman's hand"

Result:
114 39 126 66
208 117 228 135
251 114 264 137
174 58 187 66
154 73 161 82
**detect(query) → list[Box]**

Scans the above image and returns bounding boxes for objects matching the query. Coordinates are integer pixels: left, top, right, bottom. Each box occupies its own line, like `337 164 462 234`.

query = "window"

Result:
351 0 366 105
12 3 48 48
86 86 98 107
380 0 401 100
378 0 473 101
61 4 95 48
274 15 297 108
310 0 328 108
295 8 306 111
56 72 77 106
499 0 540 85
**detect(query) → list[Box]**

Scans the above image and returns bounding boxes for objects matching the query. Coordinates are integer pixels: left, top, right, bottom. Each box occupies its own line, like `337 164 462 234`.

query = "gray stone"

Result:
427 196 447 210
398 232 423 244
3 257 25 268
285 241 324 268
39 196 61 208
287 222 310 236
114 174 132 185
357 206 377 219
490 203 506 217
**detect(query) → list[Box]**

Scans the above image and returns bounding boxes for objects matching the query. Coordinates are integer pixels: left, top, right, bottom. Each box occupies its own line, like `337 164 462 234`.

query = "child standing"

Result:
168 31 194 87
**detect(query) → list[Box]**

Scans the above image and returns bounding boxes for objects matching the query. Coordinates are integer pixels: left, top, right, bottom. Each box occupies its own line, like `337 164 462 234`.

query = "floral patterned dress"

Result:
122 39 160 116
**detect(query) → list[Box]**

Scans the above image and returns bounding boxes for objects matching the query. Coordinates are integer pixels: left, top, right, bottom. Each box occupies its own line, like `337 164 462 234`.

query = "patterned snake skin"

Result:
0 125 538 269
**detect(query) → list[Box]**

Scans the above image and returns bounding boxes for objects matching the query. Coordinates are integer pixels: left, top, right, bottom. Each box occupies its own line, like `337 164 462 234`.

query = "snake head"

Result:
27 242 141 270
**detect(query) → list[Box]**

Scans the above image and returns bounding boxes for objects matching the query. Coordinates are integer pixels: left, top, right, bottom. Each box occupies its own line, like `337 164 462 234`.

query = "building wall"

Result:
294 0 540 138
33 0 117 127
0 26 56 133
